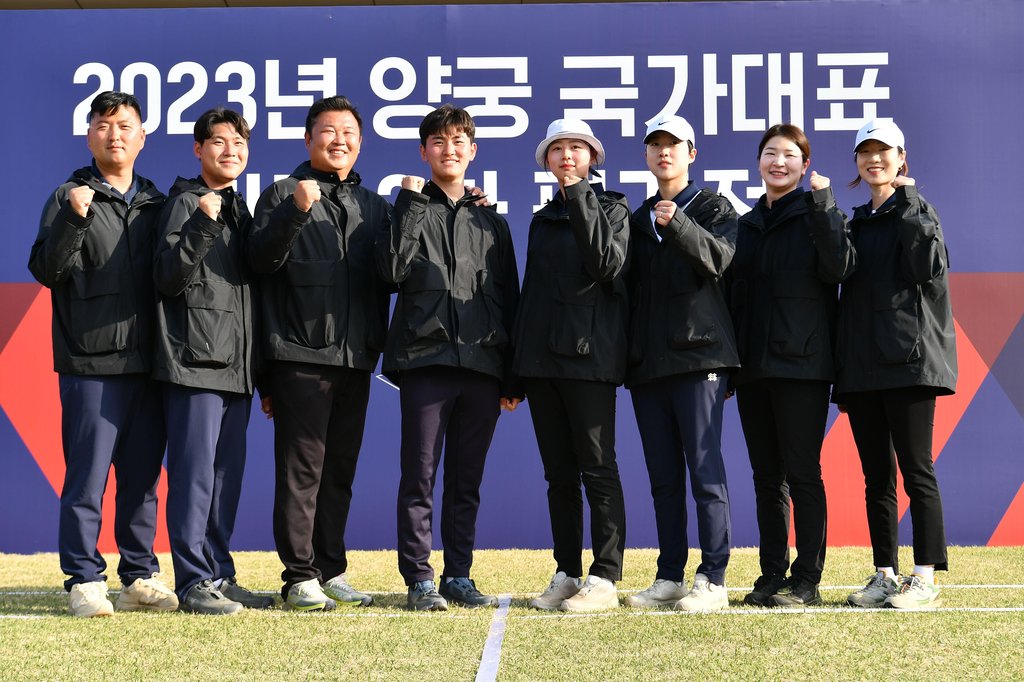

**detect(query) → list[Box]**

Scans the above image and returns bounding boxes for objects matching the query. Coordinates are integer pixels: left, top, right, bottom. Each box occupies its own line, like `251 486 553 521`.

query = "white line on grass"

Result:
519 606 1024 619
475 594 512 682
0 615 46 619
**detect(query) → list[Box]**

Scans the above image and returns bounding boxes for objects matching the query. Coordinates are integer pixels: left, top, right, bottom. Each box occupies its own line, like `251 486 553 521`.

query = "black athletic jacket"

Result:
377 182 521 396
626 187 740 388
247 162 392 372
153 176 257 395
729 187 855 386
29 166 165 375
834 185 956 397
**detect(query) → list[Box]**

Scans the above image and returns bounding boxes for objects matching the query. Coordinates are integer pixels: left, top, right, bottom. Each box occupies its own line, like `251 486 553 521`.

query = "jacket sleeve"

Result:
894 186 947 284
564 179 629 282
660 198 737 280
497 217 525 400
376 188 427 284
28 186 92 288
154 193 225 297
246 182 310 274
807 187 856 284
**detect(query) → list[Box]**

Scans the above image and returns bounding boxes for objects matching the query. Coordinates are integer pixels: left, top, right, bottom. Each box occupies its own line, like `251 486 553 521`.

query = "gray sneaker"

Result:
407 580 448 611
322 573 373 607
219 576 275 609
847 573 898 608
439 577 498 608
180 579 243 616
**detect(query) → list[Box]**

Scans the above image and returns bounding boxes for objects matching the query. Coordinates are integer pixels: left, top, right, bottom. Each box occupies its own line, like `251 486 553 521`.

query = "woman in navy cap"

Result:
837 119 956 610
513 119 630 612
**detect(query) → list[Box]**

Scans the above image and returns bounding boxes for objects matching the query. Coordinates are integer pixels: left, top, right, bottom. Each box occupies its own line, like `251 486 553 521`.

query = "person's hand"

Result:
68 185 95 218
653 200 677 226
198 192 222 221
468 186 490 207
809 171 830 191
500 397 520 412
401 176 425 192
891 175 915 188
293 180 322 212
261 396 274 419
560 172 584 189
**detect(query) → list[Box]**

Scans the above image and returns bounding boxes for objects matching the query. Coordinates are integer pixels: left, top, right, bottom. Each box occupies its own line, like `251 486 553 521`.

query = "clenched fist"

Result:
653 200 677 226
68 185 95 218
401 176 426 193
891 175 916 189
293 180 322 212
809 171 831 191
198 192 222 221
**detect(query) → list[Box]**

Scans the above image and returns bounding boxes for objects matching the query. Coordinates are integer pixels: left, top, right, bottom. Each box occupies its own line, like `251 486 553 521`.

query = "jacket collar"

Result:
748 187 807 232
291 161 362 188
70 166 164 205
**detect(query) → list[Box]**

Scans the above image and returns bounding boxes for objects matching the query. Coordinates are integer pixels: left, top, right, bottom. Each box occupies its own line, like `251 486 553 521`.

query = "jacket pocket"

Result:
69 266 128 355
184 280 237 368
667 269 717 351
401 262 451 355
284 259 336 349
549 273 597 357
873 287 921 364
477 269 508 349
769 271 819 358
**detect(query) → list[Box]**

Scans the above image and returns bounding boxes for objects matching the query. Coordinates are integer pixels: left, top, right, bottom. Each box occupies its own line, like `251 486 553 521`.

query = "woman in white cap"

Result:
729 123 854 608
837 119 956 609
513 119 630 612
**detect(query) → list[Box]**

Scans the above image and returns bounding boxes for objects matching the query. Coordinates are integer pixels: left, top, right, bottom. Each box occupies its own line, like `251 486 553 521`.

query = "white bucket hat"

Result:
854 119 905 151
644 115 696 146
535 118 606 168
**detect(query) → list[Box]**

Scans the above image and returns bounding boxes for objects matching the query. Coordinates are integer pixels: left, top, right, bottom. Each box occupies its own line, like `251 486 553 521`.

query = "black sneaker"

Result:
180 579 243 615
407 580 448 611
219 576 275 609
439 577 498 608
743 574 787 607
771 578 822 607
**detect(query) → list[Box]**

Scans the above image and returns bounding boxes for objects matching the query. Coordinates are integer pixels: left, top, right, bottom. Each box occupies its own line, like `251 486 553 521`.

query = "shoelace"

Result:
898 576 923 593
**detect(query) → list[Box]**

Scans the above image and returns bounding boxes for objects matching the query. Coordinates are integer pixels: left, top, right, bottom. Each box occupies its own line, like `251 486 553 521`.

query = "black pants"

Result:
270 361 370 595
396 367 500 585
845 387 948 572
525 378 625 582
736 379 829 584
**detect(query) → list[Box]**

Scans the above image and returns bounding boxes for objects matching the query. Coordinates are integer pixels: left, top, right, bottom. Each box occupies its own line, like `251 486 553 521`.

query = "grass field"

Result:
2 546 1023 681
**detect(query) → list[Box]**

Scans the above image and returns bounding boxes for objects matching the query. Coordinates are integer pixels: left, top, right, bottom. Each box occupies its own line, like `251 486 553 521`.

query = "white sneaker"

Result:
69 581 114 618
559 575 619 612
285 578 336 612
675 573 728 612
847 572 899 608
322 573 373 607
624 579 687 608
116 573 179 612
885 574 941 610
529 571 582 611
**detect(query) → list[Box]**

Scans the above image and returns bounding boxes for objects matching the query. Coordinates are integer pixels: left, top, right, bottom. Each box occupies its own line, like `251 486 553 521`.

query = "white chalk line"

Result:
519 605 1024 619
474 595 512 682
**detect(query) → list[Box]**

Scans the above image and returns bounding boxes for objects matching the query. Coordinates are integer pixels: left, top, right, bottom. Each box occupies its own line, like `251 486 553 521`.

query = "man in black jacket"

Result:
29 91 177 617
153 107 273 615
247 96 392 611
623 116 739 612
377 105 521 610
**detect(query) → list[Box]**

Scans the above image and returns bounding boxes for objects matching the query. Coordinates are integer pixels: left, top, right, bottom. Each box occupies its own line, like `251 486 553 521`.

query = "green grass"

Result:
2 547 1023 681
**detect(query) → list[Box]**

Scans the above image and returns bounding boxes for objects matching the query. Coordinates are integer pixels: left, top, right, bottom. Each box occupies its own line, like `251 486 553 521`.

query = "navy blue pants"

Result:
396 367 500 585
525 378 626 582
736 379 830 584
270 362 370 595
630 371 731 585
58 374 165 591
163 384 252 599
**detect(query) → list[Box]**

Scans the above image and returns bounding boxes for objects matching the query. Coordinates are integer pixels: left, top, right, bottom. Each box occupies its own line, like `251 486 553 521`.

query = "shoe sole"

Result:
624 597 683 608
771 597 822 607
178 605 243 616
115 601 179 612
743 596 776 607
408 603 448 612
885 598 941 610
558 601 619 612
675 600 729 612
327 597 373 607
71 608 114 618
284 602 335 612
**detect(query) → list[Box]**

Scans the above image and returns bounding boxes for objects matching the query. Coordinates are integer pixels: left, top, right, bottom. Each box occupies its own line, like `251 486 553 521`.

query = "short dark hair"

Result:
305 96 362 136
757 123 811 162
419 104 476 146
848 142 909 188
89 91 142 122
194 107 251 144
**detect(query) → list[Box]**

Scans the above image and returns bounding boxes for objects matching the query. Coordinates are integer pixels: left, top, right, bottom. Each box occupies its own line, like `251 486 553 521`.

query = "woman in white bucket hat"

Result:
836 119 956 610
513 119 630 612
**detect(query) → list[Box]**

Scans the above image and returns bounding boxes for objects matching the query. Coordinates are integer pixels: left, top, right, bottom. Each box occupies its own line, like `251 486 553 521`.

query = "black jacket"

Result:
247 163 392 371
29 167 165 375
834 186 956 397
377 182 522 396
729 187 855 386
512 179 630 384
626 187 740 388
153 177 257 395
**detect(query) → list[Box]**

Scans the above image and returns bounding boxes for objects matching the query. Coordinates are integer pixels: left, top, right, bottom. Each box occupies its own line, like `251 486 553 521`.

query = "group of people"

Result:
30 90 956 618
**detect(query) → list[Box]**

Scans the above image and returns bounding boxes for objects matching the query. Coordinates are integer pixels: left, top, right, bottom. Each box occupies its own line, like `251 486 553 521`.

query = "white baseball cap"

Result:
854 119 905 151
644 116 696 146
535 118 606 168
